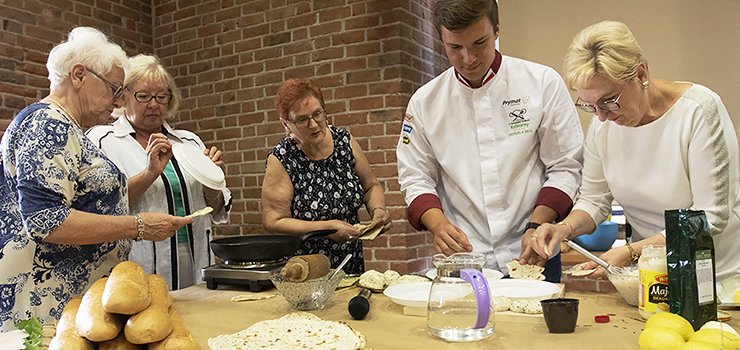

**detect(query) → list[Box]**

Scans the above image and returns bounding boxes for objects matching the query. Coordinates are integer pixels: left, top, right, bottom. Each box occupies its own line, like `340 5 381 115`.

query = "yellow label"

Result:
639 269 669 314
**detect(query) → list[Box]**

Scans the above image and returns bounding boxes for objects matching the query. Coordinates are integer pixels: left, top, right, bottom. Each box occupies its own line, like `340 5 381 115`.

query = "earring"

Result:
642 80 650 89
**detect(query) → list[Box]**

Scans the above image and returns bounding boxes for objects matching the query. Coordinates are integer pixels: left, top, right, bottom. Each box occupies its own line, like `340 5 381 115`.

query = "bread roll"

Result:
125 274 173 344
103 261 151 315
76 277 125 342
99 330 146 350
280 254 330 282
49 297 94 350
148 306 200 350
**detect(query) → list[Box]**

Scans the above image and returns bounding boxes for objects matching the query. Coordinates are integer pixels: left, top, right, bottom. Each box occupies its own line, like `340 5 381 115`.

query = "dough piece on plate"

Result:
492 296 512 312
506 260 545 280
387 274 429 287
358 270 386 291
510 299 543 314
383 270 401 285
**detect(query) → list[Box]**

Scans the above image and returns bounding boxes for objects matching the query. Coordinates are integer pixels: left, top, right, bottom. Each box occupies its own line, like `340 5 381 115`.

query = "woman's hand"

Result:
529 223 571 259
203 146 224 168
371 207 392 233
581 246 634 278
145 133 172 176
138 212 192 241
327 220 361 243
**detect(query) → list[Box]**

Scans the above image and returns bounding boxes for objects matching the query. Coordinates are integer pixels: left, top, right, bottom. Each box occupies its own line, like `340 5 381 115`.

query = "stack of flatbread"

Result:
207 312 366 350
506 260 545 280
357 269 428 292
353 220 384 240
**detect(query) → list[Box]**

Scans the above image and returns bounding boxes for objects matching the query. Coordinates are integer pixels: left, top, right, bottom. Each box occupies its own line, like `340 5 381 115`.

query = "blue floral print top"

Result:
0 103 130 330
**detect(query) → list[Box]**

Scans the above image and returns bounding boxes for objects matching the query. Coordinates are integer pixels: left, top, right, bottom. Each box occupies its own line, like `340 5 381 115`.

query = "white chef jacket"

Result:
86 117 232 290
573 84 740 282
397 55 584 273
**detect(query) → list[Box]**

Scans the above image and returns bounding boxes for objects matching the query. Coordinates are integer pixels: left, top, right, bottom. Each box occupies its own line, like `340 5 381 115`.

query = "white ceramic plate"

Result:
383 282 432 308
425 268 504 281
488 279 560 301
172 142 226 190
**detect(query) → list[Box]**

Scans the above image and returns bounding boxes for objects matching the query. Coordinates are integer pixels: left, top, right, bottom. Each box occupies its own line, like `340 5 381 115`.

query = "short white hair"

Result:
46 27 129 91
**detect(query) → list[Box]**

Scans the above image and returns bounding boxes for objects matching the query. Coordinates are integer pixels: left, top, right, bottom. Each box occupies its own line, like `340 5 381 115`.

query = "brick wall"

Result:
154 0 448 273
0 0 153 130
0 0 447 274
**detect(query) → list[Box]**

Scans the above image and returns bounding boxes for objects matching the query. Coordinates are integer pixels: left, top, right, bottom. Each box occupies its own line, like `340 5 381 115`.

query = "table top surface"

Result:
171 283 739 350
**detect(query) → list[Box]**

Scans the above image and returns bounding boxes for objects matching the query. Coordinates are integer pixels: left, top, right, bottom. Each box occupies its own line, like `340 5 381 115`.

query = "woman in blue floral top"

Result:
261 78 391 274
0 27 192 331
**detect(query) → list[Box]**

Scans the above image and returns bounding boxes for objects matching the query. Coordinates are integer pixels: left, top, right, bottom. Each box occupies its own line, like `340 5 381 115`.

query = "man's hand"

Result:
429 221 473 256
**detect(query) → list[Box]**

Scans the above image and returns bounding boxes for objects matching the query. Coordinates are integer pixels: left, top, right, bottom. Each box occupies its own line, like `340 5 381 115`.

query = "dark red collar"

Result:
454 50 502 88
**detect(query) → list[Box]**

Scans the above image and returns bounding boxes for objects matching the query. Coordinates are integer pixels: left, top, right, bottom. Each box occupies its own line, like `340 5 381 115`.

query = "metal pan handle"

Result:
299 229 337 241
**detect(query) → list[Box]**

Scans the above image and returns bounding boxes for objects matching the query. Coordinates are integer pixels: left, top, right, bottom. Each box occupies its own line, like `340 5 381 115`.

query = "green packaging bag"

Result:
665 209 717 330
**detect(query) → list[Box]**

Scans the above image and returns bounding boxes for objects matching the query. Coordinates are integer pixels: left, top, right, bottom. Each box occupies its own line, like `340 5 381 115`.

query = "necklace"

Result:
44 97 82 129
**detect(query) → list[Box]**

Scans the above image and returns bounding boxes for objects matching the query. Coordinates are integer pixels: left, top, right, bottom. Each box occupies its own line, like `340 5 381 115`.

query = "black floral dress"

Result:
270 126 365 274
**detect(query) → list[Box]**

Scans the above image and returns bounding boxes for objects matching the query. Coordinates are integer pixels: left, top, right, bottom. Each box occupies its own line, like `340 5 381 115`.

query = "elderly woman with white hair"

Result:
87 54 231 290
0 27 192 330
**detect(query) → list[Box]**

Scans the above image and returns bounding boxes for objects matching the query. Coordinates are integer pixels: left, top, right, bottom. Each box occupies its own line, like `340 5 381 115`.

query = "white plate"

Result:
425 268 504 281
383 282 432 308
488 279 560 301
172 142 226 190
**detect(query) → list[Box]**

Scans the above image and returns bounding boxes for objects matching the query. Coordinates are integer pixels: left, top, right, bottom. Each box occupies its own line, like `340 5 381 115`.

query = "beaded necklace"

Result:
44 97 83 129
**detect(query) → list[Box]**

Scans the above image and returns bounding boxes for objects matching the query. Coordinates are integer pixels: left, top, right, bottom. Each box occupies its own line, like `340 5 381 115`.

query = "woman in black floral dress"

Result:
261 78 390 274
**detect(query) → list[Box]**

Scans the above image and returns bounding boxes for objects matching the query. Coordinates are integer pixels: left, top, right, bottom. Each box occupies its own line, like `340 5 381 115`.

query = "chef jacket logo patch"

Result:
404 113 414 122
507 108 533 136
402 134 411 144
502 96 530 107
402 123 413 133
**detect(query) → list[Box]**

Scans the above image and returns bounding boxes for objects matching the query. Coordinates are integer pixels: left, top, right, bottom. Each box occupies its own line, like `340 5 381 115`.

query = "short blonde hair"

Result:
563 21 645 90
125 54 181 119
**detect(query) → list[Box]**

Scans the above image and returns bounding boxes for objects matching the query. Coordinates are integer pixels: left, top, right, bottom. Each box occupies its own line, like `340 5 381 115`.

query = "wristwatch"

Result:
522 222 541 235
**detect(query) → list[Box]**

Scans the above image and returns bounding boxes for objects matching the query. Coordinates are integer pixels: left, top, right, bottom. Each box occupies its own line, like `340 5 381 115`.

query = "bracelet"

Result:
557 221 575 240
133 214 145 241
625 242 639 262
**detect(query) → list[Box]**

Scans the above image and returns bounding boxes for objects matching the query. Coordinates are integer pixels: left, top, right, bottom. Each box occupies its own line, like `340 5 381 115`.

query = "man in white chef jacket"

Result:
396 0 583 281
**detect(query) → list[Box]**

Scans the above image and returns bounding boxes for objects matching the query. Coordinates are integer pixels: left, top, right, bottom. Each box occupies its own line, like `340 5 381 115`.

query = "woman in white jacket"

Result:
530 21 739 284
87 54 232 290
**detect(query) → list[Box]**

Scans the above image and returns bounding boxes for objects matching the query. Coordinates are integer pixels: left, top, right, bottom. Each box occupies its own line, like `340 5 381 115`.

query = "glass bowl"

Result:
606 266 639 306
270 269 345 310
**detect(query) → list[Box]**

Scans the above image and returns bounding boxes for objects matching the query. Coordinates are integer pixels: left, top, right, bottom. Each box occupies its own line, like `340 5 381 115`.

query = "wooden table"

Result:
171 284 739 349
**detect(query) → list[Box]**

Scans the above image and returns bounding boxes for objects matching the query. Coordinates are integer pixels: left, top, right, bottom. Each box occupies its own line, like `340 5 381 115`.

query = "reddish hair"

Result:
274 78 325 120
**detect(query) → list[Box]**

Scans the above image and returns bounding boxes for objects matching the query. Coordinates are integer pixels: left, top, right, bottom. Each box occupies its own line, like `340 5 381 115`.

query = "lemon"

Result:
639 326 686 350
677 341 722 350
645 312 695 341
689 329 740 349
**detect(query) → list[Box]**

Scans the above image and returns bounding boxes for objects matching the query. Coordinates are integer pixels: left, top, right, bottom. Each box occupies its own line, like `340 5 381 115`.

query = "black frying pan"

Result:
210 229 336 262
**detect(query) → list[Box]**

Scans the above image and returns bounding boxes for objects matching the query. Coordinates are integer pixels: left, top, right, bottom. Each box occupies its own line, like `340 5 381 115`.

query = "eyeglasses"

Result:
133 91 172 105
291 109 327 127
574 82 629 114
86 67 126 100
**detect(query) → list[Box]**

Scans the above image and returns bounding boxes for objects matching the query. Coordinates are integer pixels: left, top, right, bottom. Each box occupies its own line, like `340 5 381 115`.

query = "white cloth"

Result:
86 117 231 290
397 56 584 273
573 84 740 281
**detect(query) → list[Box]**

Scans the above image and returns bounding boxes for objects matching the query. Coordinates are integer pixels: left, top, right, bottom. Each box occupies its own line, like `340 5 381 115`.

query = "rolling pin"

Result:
280 254 331 282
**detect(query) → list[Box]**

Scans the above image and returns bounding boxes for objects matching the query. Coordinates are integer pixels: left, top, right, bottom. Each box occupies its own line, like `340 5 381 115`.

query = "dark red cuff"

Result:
407 193 443 231
535 187 573 221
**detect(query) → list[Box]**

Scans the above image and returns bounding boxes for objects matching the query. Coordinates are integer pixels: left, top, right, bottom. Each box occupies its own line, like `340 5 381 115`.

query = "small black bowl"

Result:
540 298 579 333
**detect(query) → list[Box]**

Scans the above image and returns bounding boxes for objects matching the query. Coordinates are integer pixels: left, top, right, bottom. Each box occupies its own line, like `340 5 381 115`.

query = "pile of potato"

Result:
49 261 199 350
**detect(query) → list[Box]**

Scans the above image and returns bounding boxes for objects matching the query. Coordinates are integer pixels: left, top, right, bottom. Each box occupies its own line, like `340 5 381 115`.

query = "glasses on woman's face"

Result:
291 108 327 128
575 82 629 114
133 91 172 105
86 67 126 100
